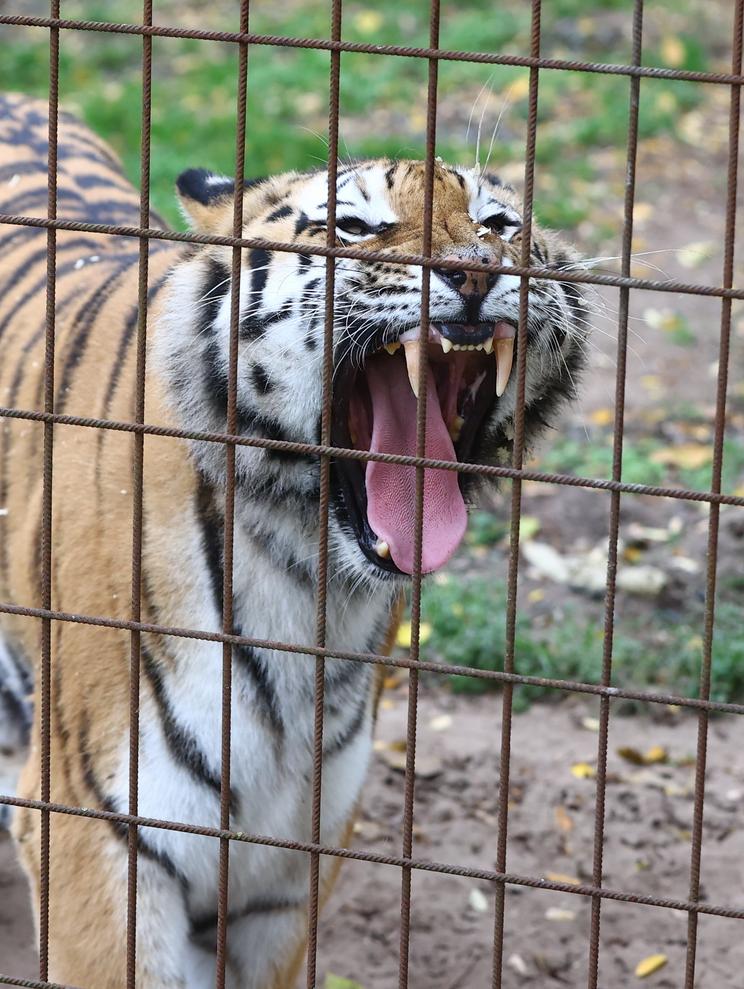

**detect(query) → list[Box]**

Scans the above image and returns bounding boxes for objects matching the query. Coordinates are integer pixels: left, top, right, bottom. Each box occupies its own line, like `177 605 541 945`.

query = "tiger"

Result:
0 92 586 988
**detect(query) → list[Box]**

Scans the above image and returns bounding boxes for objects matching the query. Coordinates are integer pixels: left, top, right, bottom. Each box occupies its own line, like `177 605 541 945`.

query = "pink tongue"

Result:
365 355 467 575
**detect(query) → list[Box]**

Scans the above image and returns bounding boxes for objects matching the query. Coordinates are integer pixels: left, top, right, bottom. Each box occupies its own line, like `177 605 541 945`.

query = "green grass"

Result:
418 575 744 711
0 0 714 231
534 431 744 495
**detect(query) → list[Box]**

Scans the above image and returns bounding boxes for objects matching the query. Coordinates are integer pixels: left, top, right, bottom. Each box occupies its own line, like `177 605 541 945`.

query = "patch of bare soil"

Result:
3 690 744 987
320 689 744 988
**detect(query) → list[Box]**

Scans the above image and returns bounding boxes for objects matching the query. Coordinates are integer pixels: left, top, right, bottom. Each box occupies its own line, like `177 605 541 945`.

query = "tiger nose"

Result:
433 258 498 299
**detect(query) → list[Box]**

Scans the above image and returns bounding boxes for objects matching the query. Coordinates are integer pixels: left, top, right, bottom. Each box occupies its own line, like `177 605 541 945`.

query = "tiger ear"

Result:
176 168 236 234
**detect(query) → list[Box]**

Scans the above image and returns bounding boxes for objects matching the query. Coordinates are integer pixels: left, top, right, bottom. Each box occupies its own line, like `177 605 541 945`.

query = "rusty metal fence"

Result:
0 1 742 987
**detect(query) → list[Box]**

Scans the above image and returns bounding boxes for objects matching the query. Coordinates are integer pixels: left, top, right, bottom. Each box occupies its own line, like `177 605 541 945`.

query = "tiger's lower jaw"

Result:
331 323 515 577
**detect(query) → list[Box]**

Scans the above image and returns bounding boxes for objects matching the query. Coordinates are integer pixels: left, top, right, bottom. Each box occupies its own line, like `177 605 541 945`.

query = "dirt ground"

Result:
3 690 744 987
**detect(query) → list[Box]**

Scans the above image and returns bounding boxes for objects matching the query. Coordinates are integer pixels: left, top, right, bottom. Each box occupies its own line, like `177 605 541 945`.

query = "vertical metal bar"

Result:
38 1 60 980
126 3 153 984
215 3 250 985
491 3 541 984
586 4 644 985
305 0 342 983
684 3 743 984
398 4 440 987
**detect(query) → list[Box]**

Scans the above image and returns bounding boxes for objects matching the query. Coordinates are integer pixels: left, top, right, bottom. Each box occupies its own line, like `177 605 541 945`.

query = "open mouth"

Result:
331 320 516 576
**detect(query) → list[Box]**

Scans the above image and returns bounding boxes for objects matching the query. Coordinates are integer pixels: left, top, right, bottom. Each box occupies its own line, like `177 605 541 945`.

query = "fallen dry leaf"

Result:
644 745 668 765
554 805 574 833
545 872 581 886
545 907 577 922
618 745 668 766
571 762 596 779
507 953 529 976
379 748 442 779
395 621 431 649
468 888 489 913
617 746 646 766
661 35 685 66
634 953 668 978
650 443 712 470
590 407 614 427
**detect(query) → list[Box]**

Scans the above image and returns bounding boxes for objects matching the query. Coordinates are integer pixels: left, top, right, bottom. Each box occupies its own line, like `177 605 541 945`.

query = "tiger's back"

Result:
0 92 180 628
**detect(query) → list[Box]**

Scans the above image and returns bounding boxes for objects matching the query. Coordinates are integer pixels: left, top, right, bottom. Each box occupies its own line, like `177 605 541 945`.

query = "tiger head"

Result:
157 160 586 582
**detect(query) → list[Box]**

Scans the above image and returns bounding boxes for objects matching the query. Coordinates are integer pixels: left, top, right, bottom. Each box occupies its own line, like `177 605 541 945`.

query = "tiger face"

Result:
158 159 586 582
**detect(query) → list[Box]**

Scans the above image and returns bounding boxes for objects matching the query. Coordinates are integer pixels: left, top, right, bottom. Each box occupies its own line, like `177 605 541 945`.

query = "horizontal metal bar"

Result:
0 14 742 86
2 405 743 508
1 212 743 301
1 599 742 715
1 794 743 920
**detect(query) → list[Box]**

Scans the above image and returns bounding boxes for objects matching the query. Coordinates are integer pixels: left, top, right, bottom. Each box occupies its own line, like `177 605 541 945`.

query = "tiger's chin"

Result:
330 319 516 579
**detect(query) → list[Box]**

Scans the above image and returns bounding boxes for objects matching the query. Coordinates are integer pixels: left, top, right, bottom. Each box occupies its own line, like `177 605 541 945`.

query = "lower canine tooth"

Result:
375 539 390 559
495 337 515 397
384 342 400 355
449 415 465 442
483 337 493 354
441 337 453 354
402 340 421 398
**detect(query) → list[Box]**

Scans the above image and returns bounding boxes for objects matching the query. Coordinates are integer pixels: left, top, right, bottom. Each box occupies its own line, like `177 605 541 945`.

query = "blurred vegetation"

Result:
0 0 720 230
417 573 744 712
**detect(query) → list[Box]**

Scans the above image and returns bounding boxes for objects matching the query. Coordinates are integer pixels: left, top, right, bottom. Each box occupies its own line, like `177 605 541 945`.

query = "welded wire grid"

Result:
0 2 742 988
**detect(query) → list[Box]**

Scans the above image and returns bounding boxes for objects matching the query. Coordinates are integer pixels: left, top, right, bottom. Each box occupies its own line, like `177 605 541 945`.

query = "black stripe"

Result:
78 712 189 890
55 259 138 412
202 337 228 426
267 205 292 222
323 694 369 758
251 363 272 394
294 211 310 236
0 237 115 342
195 475 285 735
142 645 231 802
195 256 230 340
190 895 303 939
238 248 272 339
0 160 47 181
99 272 171 418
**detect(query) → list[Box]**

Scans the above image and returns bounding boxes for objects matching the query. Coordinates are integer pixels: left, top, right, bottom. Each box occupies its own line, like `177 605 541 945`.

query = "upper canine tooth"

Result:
441 337 453 354
495 337 515 397
384 341 401 355
483 337 494 354
402 340 421 399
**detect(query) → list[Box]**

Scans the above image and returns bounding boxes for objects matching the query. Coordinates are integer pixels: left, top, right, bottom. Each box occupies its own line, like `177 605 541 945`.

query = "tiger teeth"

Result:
374 539 390 559
495 337 515 397
446 342 490 352
384 341 401 355
440 337 453 354
449 415 465 442
402 340 420 399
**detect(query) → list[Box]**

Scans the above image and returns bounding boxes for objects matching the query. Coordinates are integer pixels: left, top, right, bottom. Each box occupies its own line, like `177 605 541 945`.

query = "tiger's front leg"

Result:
13 798 200 988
